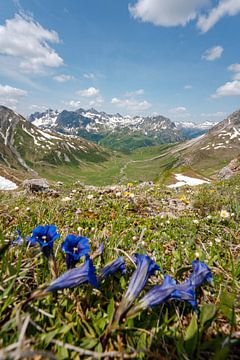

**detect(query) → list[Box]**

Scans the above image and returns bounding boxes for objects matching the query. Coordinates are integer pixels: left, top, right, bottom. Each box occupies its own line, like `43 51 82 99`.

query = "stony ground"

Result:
0 177 239 359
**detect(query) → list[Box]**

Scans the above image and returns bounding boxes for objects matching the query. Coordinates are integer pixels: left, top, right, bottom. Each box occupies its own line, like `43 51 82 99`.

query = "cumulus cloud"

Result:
111 97 151 111
0 84 27 96
83 73 96 80
129 0 240 32
201 111 226 117
125 89 145 97
168 106 191 118
202 46 224 61
228 63 240 80
0 13 63 73
64 100 82 109
212 61 240 97
0 98 19 108
212 80 240 97
184 84 193 90
76 87 99 97
129 0 209 27
53 74 73 82
89 96 104 107
0 84 26 110
197 0 240 33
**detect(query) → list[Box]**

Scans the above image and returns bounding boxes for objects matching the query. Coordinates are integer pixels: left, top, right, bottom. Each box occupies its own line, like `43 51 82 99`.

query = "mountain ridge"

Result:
28 107 216 151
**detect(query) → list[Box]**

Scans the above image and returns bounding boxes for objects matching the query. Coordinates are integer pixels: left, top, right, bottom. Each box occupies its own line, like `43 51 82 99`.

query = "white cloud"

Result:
201 111 226 117
168 106 191 118
83 73 96 80
184 84 193 90
0 13 63 73
53 74 73 82
228 63 240 80
197 0 240 33
129 0 209 27
29 104 48 111
111 97 151 111
0 98 19 108
130 0 240 32
212 80 240 97
64 100 82 109
228 63 240 72
125 88 145 97
202 46 224 61
89 96 104 107
76 87 99 97
0 84 27 96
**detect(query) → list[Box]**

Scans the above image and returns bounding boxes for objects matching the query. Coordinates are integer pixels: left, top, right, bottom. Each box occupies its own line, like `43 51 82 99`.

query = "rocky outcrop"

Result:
218 157 240 180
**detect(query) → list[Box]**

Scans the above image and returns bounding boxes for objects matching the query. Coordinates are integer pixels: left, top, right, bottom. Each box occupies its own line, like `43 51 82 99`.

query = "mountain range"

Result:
1 105 240 185
0 106 110 174
28 108 215 152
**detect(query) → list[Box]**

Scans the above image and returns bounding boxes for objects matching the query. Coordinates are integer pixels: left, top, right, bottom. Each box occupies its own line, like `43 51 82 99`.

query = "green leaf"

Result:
107 298 115 321
80 337 99 349
220 290 236 325
184 313 198 359
200 304 216 329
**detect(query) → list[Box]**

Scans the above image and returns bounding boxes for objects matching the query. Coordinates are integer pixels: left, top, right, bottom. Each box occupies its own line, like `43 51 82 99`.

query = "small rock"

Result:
23 178 49 192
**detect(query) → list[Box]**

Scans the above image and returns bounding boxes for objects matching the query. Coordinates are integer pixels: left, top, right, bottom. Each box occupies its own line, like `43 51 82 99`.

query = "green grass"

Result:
0 176 239 358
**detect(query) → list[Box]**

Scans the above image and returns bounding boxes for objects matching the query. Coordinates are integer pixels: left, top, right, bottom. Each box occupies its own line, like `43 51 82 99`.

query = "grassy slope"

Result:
0 176 239 358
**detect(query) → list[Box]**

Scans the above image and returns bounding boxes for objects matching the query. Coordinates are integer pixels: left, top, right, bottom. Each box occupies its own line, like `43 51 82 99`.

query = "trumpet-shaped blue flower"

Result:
28 225 60 257
99 256 126 279
125 254 160 300
186 260 213 288
173 283 197 309
12 229 23 246
61 234 91 268
114 254 160 323
45 256 98 292
127 275 177 316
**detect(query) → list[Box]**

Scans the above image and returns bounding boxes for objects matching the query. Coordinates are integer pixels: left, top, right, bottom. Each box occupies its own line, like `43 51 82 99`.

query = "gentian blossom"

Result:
61 234 91 269
45 255 98 292
185 260 213 288
12 229 23 246
28 225 60 257
99 256 126 279
174 283 197 309
128 275 197 317
114 254 160 323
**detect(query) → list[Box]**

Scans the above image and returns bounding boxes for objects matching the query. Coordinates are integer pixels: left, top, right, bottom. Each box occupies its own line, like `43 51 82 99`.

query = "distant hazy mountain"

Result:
0 106 110 173
175 120 217 139
28 108 183 151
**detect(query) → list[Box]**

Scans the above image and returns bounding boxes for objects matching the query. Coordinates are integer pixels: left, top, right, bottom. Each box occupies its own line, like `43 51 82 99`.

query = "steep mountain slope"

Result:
0 106 110 175
172 109 240 175
29 108 183 151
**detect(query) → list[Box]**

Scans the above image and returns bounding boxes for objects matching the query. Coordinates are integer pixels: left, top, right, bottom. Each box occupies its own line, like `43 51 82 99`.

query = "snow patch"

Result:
168 174 210 188
0 176 18 190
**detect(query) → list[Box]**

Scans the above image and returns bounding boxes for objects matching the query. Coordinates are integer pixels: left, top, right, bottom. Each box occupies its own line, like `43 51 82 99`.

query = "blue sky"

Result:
0 0 240 123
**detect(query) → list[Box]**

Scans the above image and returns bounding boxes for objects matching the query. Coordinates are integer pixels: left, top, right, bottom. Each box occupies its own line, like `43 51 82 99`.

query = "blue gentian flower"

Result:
186 260 213 288
45 256 98 292
28 225 60 257
12 229 23 246
61 234 91 269
174 283 197 309
114 254 160 323
127 275 177 317
99 256 126 279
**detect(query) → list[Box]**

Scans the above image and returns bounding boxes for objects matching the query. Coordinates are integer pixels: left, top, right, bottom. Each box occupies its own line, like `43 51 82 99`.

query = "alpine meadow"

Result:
0 1 240 359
